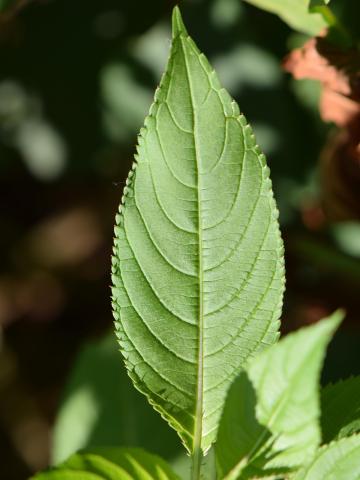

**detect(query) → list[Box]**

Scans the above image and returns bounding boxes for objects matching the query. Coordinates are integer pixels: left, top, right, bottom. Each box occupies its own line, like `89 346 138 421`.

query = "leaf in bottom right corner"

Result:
321 375 360 443
292 434 360 480
216 311 343 479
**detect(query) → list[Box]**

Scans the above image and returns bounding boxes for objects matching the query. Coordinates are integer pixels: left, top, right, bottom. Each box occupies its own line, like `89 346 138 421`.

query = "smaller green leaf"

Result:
243 0 328 35
216 311 343 479
32 448 180 480
293 434 360 480
321 376 360 443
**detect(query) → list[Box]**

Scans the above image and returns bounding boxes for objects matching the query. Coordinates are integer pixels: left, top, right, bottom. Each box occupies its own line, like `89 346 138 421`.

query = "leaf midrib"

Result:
179 34 205 468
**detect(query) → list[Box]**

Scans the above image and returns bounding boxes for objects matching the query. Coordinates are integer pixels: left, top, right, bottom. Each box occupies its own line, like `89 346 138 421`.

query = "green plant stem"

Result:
312 5 352 46
191 448 203 480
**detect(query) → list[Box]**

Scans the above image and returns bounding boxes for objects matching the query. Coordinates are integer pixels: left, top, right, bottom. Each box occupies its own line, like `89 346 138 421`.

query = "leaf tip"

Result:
172 5 188 38
316 308 345 340
327 308 345 328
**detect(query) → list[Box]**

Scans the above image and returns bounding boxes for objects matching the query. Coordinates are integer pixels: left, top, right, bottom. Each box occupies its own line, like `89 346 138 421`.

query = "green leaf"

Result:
321 376 360 443
243 0 328 35
216 312 343 479
111 5 284 459
52 333 182 465
32 447 180 480
293 434 360 480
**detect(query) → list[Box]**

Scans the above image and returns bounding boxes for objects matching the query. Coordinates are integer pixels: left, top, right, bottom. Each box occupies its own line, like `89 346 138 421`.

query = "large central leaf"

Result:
111 7 284 458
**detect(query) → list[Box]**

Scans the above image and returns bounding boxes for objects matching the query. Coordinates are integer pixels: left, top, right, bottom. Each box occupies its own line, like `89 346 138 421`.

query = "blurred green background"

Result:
0 0 359 478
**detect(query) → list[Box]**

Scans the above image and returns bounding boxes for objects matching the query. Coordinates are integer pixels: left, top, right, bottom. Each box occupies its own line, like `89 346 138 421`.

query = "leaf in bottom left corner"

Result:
31 447 180 480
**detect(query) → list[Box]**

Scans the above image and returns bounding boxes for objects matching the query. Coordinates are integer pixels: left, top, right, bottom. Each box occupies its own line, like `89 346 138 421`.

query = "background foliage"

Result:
0 0 359 479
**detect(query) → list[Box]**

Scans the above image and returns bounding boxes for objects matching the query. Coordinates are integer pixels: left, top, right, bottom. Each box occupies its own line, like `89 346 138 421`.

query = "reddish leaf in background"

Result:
284 36 360 220
283 36 360 126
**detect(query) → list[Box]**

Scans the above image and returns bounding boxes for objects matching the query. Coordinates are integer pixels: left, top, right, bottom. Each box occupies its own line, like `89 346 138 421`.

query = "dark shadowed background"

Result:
0 0 359 478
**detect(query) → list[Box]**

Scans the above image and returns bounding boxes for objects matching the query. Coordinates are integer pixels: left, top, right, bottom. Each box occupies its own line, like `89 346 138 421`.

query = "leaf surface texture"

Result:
111 7 284 454
293 434 360 480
